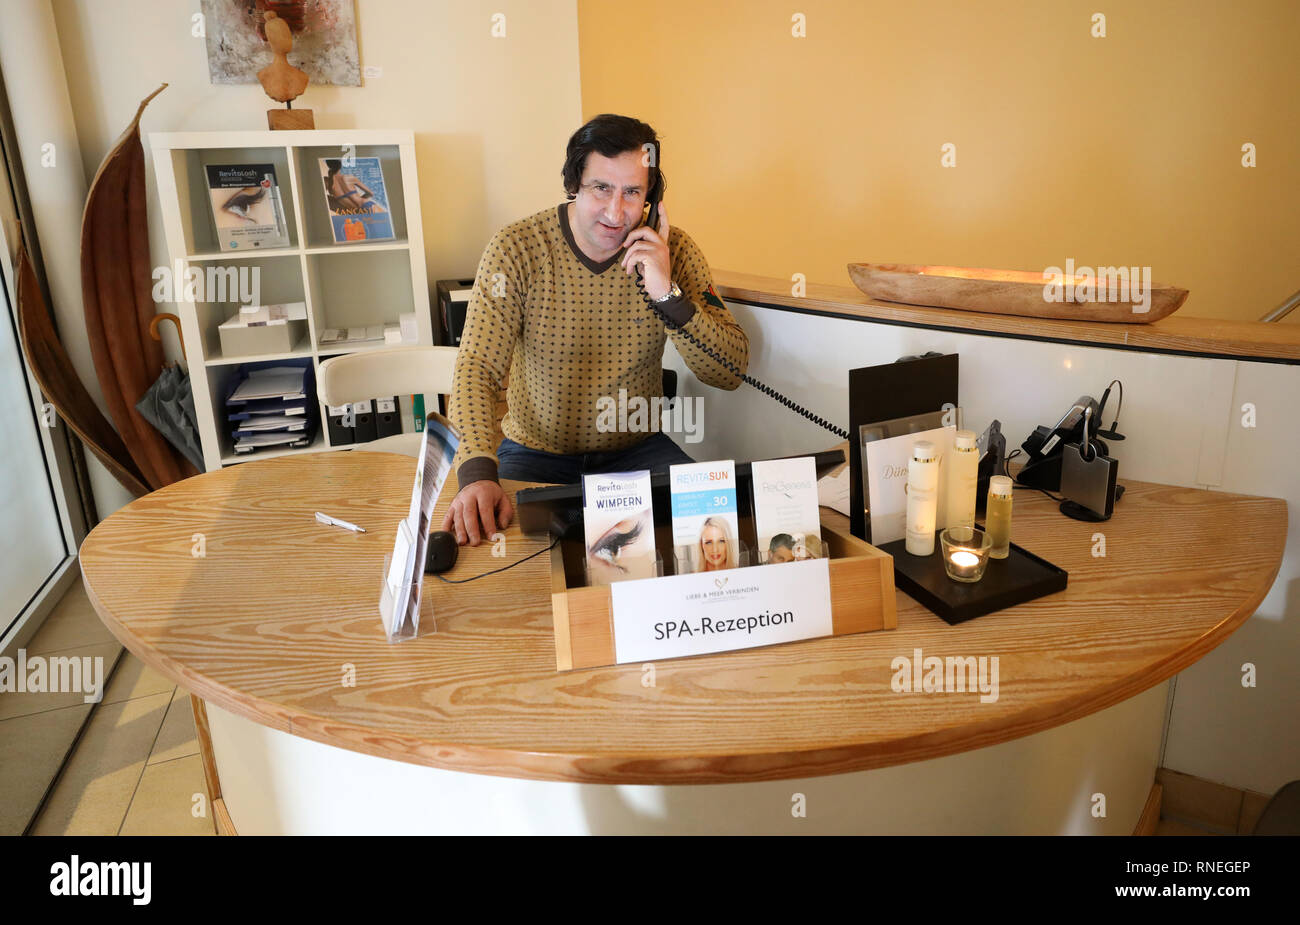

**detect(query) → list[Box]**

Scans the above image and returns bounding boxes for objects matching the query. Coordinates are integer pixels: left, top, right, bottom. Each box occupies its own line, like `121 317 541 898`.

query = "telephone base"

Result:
1059 500 1110 522
1058 489 1124 523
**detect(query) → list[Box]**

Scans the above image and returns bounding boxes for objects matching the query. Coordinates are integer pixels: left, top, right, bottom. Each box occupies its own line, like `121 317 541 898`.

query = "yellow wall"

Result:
577 0 1299 322
53 0 581 298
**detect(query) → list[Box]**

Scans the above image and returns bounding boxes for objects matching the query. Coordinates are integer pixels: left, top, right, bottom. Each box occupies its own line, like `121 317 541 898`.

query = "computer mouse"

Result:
424 530 459 574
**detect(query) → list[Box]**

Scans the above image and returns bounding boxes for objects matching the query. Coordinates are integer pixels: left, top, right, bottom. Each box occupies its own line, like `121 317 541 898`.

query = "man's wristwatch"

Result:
654 281 682 303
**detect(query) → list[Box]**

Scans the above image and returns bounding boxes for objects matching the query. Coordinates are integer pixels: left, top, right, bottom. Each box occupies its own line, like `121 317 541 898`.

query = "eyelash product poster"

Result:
669 460 739 573
206 164 291 250
751 456 823 564
582 470 657 586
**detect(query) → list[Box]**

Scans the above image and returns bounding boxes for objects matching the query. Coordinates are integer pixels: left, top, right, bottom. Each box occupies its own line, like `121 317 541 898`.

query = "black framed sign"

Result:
848 353 959 542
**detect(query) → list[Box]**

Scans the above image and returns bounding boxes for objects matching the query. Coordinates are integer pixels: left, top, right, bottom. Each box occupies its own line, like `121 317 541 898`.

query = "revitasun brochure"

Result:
669 460 739 573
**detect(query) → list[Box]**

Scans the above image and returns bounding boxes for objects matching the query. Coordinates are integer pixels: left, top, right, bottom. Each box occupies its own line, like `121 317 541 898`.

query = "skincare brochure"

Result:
751 456 823 564
319 156 395 244
205 164 290 250
669 460 739 573
582 470 657 586
861 421 958 545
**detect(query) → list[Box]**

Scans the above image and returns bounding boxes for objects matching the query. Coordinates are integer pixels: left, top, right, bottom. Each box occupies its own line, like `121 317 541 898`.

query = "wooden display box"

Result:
549 517 897 671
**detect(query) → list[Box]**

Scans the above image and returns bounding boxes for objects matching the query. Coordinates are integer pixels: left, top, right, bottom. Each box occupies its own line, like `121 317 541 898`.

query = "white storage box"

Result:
218 302 308 357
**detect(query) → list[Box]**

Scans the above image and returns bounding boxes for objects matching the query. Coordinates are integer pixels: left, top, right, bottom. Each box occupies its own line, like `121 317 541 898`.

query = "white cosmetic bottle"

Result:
905 440 939 556
946 429 979 532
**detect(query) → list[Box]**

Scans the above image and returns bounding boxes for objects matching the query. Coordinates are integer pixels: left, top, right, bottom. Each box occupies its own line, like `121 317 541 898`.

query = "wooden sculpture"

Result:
258 10 314 129
18 240 151 498
81 82 197 492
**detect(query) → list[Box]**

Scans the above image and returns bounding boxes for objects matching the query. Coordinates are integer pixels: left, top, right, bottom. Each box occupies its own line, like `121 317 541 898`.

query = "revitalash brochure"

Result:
751 456 823 564
669 460 739 573
205 164 290 250
582 470 657 586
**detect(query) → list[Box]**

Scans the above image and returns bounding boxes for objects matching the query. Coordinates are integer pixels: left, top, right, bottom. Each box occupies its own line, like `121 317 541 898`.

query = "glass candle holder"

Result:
940 526 992 583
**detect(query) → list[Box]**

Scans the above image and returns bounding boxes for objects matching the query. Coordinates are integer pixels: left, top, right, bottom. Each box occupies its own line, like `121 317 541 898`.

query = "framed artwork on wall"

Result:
201 0 361 87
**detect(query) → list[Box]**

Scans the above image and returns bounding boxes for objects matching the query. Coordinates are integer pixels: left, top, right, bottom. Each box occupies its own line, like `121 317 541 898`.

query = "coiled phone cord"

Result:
633 272 849 440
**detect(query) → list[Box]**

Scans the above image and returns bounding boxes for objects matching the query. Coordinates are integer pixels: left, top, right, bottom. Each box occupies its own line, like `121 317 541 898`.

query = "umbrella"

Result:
135 314 204 473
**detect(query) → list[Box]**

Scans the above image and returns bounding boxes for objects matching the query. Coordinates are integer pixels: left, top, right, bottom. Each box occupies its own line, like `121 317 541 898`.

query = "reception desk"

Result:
79 277 1294 834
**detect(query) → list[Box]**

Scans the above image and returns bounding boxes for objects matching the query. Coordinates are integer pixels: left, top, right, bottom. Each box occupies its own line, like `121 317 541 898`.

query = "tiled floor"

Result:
1153 767 1273 837
0 577 213 836
0 579 120 835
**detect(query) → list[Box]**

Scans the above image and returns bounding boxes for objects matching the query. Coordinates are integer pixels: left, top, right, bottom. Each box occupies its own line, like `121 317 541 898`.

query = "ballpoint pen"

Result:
315 511 366 533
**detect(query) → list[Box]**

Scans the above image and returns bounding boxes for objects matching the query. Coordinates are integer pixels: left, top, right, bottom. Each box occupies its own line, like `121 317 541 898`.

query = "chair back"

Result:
318 345 458 407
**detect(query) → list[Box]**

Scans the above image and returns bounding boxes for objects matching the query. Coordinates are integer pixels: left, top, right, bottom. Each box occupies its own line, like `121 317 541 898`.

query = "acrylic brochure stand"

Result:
378 414 459 643
379 549 421 641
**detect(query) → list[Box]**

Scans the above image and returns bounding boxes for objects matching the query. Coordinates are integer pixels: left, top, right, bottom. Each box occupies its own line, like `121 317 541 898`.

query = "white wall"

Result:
209 686 1166 834
0 0 133 518
43 0 582 514
665 303 1300 795
1162 360 1300 793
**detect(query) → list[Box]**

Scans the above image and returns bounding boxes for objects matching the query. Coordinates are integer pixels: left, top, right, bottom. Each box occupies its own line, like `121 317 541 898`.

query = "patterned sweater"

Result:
448 203 749 485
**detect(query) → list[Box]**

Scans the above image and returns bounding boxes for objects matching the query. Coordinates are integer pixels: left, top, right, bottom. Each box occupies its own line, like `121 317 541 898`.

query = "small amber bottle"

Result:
986 475 1014 559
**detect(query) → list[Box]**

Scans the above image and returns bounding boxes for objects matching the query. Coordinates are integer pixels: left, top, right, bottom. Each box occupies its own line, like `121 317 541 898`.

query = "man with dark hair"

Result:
442 114 749 545
767 533 796 564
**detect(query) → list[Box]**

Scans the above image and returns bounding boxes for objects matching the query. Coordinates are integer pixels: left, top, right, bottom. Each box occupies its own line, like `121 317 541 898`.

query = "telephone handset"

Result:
1015 382 1127 496
627 142 848 439
613 144 663 265
642 183 661 244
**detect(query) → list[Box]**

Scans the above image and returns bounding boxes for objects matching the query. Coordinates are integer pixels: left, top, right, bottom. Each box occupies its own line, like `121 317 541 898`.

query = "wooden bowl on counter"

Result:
848 263 1188 323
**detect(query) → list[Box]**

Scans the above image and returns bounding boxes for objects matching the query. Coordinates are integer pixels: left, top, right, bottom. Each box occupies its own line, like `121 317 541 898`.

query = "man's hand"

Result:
620 201 671 300
442 480 514 546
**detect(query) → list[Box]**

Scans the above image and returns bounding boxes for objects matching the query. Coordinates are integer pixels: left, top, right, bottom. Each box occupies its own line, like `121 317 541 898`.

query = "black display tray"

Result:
877 536 1068 624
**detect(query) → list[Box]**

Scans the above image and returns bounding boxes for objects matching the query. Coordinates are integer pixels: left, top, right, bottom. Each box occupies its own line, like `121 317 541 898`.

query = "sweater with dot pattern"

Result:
449 203 749 485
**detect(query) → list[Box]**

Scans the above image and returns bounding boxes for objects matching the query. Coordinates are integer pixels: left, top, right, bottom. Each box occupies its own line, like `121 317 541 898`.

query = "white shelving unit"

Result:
149 130 432 471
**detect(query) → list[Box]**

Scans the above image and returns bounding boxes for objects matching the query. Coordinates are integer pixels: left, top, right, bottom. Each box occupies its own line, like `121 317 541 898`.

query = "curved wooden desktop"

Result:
79 450 1286 790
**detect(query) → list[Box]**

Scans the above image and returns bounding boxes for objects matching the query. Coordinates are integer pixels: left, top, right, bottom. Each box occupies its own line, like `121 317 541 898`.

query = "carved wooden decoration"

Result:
258 11 314 129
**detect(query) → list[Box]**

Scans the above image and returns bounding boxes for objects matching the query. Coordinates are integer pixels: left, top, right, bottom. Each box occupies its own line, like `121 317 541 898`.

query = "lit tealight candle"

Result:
950 550 980 569
940 526 991 583
948 549 981 579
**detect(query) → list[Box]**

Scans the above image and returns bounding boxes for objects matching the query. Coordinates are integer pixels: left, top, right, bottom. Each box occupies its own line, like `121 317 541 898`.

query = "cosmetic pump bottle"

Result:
986 475 1014 559
946 429 979 532
905 440 939 556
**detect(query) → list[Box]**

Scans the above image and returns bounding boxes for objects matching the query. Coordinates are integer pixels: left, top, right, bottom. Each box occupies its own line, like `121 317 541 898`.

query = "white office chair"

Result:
318 346 458 457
